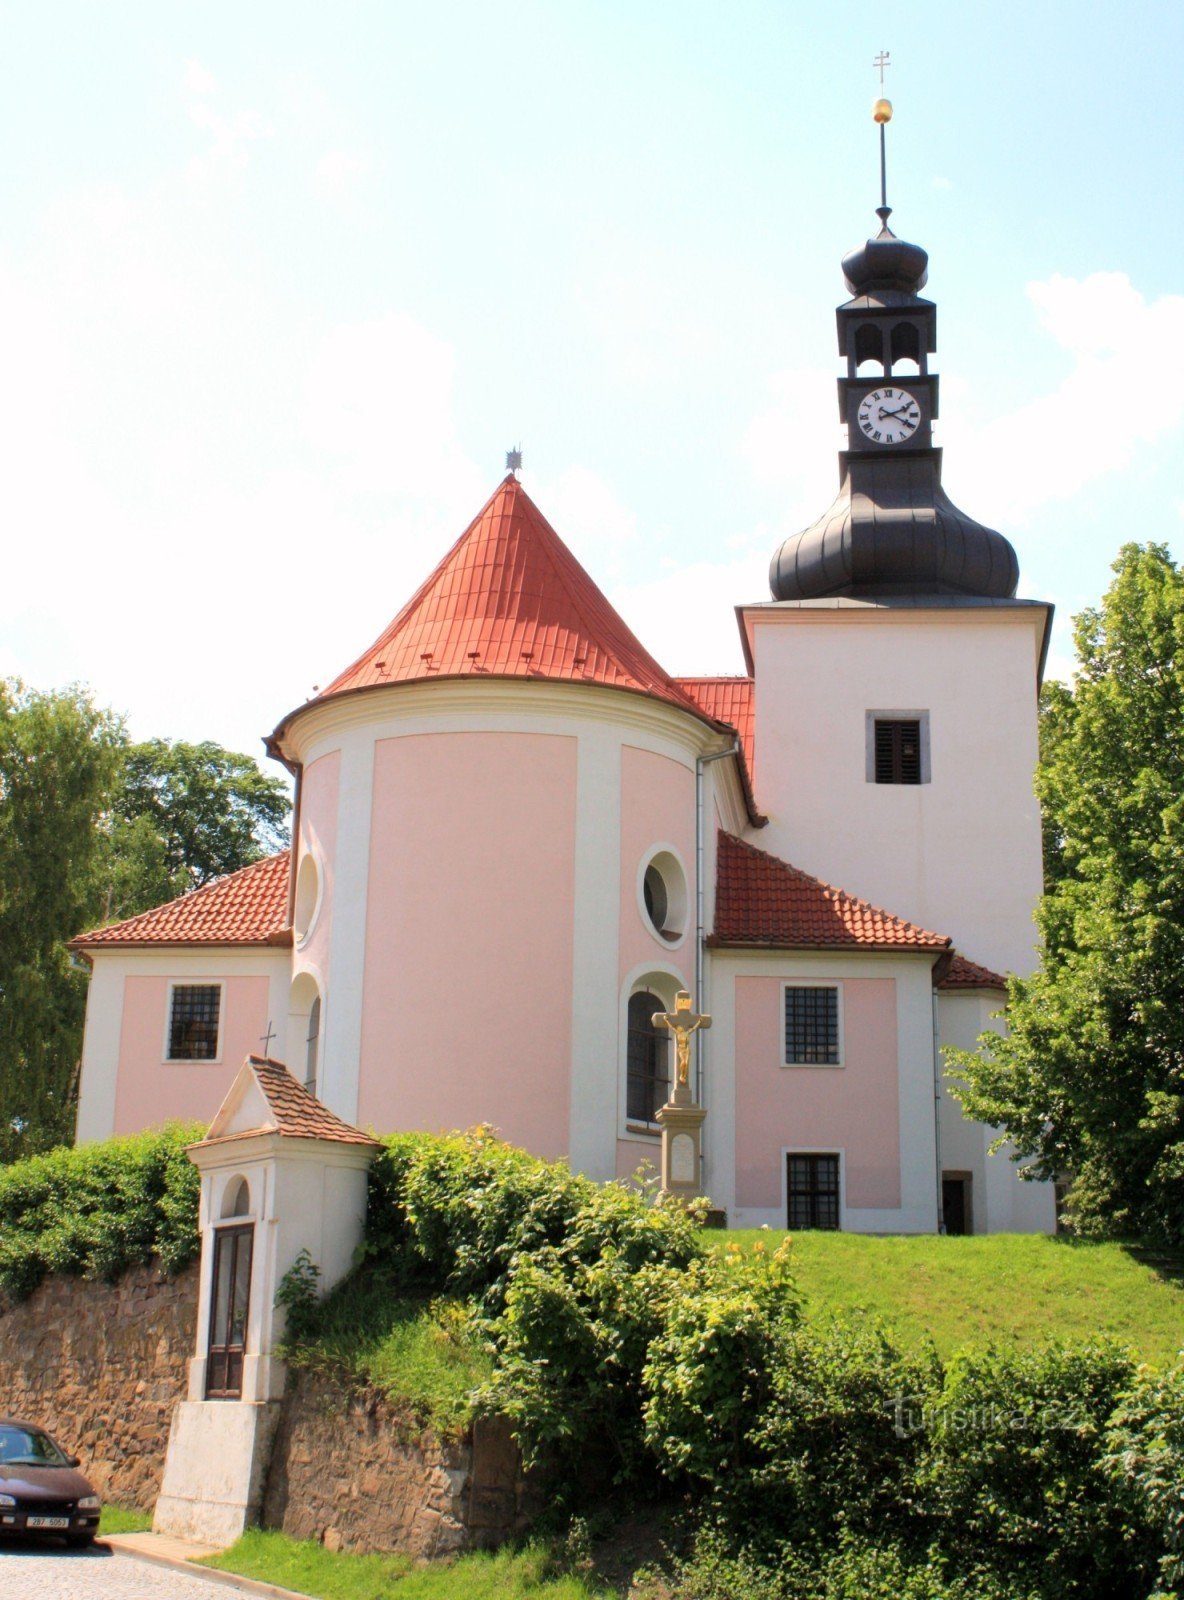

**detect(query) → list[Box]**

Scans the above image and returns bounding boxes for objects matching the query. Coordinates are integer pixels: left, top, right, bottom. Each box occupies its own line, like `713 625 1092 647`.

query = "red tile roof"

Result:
675 677 755 773
937 954 1008 990
70 851 291 950
285 473 711 726
711 831 951 951
237 1056 379 1146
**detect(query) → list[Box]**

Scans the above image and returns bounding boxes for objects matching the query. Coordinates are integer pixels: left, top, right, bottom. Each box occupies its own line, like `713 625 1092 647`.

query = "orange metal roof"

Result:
675 676 754 772
936 954 1007 990
711 831 951 952
70 851 291 950
287 473 709 724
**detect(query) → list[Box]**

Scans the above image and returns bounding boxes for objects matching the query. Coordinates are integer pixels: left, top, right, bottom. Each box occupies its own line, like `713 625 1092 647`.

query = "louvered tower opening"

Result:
874 718 922 784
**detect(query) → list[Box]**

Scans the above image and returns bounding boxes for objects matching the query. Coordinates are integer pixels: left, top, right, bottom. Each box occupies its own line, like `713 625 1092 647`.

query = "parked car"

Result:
0 1419 101 1547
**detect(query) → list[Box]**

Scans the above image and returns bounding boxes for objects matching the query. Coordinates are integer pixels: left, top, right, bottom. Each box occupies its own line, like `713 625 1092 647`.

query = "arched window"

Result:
305 996 321 1097
627 991 670 1124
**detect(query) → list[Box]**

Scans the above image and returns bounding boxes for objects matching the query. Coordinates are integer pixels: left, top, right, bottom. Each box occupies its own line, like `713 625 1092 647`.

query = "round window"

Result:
640 850 687 944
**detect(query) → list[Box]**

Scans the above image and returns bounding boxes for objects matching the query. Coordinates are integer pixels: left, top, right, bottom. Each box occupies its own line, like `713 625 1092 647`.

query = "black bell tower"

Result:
770 99 1018 602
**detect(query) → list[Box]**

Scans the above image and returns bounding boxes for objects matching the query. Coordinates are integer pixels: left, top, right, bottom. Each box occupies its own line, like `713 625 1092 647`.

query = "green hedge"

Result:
0 1123 203 1301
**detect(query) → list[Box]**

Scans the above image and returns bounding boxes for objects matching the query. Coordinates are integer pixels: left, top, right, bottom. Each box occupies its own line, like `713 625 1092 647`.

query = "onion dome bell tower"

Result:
770 99 1018 601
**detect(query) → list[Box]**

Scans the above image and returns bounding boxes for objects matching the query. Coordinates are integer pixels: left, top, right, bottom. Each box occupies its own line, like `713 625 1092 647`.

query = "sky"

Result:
2 1 1181 762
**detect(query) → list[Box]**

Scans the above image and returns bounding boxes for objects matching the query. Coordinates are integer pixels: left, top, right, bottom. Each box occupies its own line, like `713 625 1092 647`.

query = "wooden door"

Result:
205 1224 254 1398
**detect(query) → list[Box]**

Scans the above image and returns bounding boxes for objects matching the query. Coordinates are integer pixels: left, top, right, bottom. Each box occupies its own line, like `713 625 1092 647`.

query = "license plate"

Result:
27 1516 69 1529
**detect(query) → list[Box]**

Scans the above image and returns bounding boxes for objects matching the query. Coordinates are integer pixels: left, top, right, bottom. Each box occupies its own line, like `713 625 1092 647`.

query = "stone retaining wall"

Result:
262 1370 540 1558
0 1262 198 1510
0 1267 539 1552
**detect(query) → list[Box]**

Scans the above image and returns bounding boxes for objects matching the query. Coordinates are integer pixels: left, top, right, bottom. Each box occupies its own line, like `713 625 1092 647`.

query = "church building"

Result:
71 192 1055 1236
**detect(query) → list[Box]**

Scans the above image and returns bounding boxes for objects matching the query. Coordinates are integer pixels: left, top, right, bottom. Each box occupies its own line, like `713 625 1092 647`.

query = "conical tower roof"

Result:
272 474 708 742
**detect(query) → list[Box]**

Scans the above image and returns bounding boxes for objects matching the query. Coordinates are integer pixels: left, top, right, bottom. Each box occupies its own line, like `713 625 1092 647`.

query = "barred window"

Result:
168 984 221 1061
787 1153 841 1230
874 718 922 784
627 991 670 1124
784 986 839 1065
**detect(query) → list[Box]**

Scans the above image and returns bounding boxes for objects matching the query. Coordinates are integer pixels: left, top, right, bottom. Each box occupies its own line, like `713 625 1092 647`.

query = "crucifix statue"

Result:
652 989 711 1201
652 990 712 1096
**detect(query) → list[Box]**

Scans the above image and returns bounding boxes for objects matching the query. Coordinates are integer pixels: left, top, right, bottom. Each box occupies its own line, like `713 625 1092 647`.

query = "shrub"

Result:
327 1128 705 1475
1103 1359 1184 1595
642 1240 800 1488
920 1342 1146 1599
0 1123 203 1300
361 1128 702 1320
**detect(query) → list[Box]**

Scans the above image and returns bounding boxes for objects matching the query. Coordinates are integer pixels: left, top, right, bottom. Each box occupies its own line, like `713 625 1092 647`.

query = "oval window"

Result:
641 850 687 944
293 852 320 944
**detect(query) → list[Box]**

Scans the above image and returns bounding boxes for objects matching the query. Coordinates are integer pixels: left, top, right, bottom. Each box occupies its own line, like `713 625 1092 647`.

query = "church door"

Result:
205 1224 254 1399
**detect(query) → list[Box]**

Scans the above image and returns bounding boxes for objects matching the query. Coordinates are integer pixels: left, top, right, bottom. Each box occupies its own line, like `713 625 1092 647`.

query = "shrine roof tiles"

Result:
243 1056 379 1145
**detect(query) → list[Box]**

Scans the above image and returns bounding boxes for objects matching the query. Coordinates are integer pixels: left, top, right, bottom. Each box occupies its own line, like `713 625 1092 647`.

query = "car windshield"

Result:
0 1426 70 1467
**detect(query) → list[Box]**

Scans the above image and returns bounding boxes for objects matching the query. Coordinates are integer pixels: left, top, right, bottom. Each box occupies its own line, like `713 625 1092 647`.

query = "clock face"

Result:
856 387 922 445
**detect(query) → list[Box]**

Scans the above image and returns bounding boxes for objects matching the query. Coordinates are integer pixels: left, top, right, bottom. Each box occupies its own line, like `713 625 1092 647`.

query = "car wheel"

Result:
67 1533 95 1549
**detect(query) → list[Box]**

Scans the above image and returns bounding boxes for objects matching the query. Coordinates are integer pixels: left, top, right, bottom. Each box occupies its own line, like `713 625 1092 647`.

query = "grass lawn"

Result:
200 1529 612 1599
719 1230 1184 1365
99 1503 153 1534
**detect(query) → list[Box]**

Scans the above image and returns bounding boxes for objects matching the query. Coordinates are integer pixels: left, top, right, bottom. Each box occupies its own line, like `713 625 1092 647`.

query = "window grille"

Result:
168 985 221 1061
874 718 922 784
627 991 670 1123
784 986 839 1065
786 1153 841 1229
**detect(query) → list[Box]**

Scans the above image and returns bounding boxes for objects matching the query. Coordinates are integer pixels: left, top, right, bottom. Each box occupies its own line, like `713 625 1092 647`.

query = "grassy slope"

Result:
282 1278 492 1432
721 1230 1184 1365
201 1529 611 1599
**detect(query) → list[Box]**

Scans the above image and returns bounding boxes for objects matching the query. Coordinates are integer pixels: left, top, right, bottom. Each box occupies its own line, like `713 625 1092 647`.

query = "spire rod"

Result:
872 51 893 222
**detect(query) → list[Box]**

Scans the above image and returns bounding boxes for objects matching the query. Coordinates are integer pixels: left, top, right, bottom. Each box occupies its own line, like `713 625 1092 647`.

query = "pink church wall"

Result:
618 746 696 983
733 976 901 1213
112 975 271 1133
296 750 340 976
358 731 578 1157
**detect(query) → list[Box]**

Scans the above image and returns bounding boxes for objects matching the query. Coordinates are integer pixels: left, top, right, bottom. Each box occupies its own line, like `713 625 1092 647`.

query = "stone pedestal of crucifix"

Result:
652 990 711 1202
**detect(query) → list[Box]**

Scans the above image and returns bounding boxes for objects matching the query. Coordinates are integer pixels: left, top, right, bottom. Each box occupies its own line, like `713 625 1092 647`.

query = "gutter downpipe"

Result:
932 982 946 1234
695 738 741 1135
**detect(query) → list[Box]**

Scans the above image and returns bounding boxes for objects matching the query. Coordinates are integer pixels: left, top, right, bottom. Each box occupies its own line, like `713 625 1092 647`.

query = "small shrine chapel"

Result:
70 180 1055 1237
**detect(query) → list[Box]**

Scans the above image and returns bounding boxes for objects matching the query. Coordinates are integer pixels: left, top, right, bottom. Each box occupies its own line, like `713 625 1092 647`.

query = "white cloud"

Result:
315 149 368 188
184 60 217 97
184 63 272 183
611 550 769 676
739 364 845 529
301 313 485 511
941 273 1184 525
530 465 640 580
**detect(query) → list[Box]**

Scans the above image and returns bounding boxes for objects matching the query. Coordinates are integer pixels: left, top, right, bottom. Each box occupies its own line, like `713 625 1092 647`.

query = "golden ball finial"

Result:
873 97 893 124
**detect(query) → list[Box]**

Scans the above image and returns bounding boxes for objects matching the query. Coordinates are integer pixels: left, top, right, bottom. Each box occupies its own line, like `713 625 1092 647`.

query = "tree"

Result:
0 694 292 1160
101 739 291 921
0 683 123 1160
948 544 1184 1244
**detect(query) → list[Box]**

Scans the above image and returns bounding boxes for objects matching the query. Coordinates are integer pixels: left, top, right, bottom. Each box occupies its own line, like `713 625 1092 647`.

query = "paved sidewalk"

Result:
103 1531 317 1600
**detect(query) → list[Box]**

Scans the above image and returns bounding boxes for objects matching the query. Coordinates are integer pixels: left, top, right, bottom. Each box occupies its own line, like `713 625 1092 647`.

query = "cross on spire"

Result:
506 446 523 476
260 1020 277 1057
874 50 891 85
